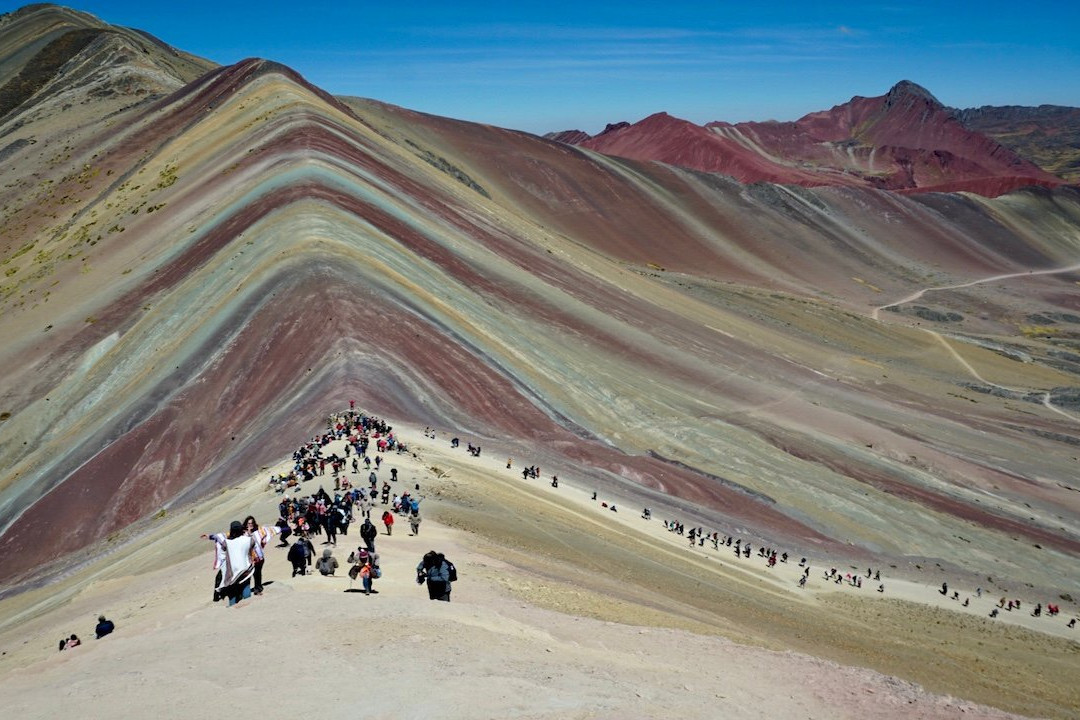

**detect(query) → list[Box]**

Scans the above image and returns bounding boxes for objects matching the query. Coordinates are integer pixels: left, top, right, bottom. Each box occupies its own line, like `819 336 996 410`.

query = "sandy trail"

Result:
870 262 1080 423
0 418 1076 719
870 262 1080 322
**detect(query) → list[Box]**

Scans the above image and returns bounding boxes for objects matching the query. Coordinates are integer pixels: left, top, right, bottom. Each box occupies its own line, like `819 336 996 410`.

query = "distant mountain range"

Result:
949 104 1080 183
547 81 1076 196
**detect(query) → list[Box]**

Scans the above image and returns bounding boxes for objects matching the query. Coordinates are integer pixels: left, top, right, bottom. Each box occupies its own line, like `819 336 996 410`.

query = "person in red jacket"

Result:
381 509 394 536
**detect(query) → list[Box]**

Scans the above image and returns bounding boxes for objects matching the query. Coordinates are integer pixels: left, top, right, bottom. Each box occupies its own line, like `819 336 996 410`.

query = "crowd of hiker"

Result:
201 407 452 607
198 408 1075 632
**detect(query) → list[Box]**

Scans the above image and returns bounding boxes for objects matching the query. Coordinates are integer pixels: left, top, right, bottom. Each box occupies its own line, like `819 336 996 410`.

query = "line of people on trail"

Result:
440 426 1080 631
646 504 1078 629
938 581 1075 626
653 518 870 591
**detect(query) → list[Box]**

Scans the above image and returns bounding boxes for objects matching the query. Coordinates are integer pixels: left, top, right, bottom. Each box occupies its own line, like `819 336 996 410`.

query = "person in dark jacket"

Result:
288 533 315 576
359 518 378 552
417 550 453 601
94 616 115 639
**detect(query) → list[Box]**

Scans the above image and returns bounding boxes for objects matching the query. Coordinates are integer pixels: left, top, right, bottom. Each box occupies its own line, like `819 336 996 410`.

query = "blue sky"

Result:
12 1 1080 134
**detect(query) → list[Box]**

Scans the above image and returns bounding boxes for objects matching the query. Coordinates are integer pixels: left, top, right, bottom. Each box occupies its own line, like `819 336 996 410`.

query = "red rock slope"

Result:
566 81 1064 197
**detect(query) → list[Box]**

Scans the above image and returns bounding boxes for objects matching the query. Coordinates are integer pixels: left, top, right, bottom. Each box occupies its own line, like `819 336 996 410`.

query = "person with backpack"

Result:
416 550 456 601
347 548 380 594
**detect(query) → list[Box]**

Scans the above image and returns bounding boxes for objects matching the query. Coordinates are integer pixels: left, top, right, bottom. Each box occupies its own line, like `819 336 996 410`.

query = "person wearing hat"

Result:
347 547 379 594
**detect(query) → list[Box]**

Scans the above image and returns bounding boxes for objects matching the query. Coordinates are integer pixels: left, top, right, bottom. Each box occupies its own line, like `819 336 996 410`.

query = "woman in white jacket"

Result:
205 521 257 606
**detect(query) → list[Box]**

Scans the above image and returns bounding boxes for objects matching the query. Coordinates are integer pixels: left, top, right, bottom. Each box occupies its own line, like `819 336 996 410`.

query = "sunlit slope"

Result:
0 54 1078 597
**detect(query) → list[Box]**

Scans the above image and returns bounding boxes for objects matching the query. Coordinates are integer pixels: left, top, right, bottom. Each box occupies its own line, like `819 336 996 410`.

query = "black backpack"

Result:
445 558 458 582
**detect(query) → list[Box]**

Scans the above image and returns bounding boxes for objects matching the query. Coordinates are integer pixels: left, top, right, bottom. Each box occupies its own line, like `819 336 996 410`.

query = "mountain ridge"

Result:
949 102 1080 183
553 80 1064 196
0 4 1078 696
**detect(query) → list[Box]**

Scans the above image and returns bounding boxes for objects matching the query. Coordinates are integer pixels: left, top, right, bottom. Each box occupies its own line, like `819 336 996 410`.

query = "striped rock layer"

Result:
1 5 1079 595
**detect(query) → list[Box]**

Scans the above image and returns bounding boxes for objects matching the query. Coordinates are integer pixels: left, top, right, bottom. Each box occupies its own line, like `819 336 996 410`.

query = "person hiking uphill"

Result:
360 517 378 552
417 550 456 601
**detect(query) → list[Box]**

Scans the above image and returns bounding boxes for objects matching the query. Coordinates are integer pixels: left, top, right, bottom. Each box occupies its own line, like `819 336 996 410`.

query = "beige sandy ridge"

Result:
0 419 1071 719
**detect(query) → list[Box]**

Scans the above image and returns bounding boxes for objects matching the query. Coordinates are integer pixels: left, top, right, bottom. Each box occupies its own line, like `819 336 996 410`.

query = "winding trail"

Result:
928 331 1080 423
872 262 1080 423
871 261 1080 322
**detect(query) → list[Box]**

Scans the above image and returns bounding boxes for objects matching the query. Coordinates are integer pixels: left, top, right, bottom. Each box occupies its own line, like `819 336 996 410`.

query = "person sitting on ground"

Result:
316 548 339 576
64 634 81 650
94 615 115 639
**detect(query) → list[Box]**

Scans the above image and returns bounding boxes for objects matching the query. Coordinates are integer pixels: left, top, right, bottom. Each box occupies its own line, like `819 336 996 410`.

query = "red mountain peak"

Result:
556 82 1063 196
